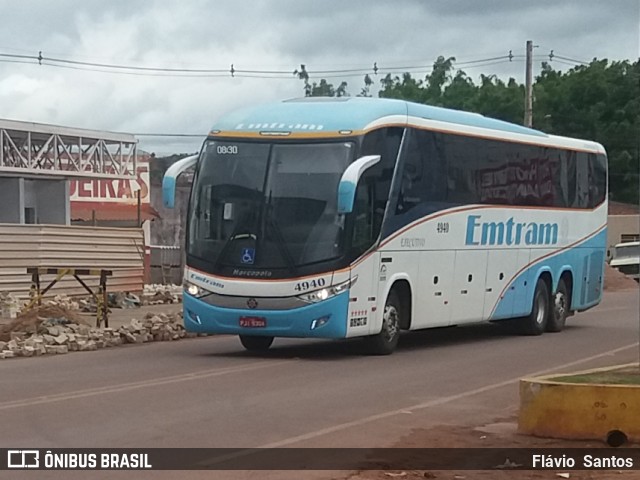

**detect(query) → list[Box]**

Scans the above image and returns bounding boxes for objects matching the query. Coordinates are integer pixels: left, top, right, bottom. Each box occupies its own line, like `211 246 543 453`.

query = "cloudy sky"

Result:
1 0 638 155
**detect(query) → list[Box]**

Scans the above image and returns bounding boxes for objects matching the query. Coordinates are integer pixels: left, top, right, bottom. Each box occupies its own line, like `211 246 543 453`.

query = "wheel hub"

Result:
554 292 566 318
535 293 546 325
383 305 399 342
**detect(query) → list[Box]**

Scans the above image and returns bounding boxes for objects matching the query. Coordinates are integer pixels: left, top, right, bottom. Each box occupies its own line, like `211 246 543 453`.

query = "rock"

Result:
10 332 27 341
21 346 35 357
45 345 69 354
1 350 15 358
7 340 20 352
78 340 97 352
77 326 91 336
46 326 60 336
54 333 68 345
130 319 144 331
0 341 6 351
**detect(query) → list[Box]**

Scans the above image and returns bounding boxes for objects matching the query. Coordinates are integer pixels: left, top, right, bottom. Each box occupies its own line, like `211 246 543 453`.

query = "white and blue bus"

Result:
163 97 607 355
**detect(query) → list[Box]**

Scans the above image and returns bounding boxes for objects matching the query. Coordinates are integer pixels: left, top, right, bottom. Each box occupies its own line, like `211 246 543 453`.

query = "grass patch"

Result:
550 367 640 385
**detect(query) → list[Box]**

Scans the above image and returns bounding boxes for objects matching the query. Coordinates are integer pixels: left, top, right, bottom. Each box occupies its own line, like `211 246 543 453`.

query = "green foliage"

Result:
296 57 639 202
533 60 640 203
294 64 348 97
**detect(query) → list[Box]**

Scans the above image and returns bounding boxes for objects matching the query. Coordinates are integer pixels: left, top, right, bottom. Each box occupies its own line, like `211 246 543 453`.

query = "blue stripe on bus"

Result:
183 290 350 338
490 228 607 320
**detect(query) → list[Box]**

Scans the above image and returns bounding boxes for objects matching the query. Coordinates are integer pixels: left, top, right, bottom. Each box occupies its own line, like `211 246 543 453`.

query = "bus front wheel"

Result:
239 335 274 352
365 290 401 355
519 278 550 336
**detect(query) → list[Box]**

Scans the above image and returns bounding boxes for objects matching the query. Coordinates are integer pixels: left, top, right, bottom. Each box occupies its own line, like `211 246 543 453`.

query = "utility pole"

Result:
524 40 533 127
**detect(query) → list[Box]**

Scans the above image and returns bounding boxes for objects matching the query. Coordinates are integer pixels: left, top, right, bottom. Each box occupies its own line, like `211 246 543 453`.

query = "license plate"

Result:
239 316 267 328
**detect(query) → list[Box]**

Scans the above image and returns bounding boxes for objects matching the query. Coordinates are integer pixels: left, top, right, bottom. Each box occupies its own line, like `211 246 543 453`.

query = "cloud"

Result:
0 0 637 154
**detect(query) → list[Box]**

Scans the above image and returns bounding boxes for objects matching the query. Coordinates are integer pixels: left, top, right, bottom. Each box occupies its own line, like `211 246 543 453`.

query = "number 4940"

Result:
294 278 326 291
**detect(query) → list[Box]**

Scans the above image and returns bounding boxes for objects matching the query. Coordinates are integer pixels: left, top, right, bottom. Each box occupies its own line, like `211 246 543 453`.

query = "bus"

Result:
163 97 607 355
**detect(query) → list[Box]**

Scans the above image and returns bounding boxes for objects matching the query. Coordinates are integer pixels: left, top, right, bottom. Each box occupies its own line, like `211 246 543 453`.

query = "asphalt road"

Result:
1 289 638 479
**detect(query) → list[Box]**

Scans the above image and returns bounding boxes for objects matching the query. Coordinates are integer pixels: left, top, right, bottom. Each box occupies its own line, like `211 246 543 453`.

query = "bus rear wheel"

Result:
547 278 570 332
365 290 401 355
239 335 274 352
519 278 549 336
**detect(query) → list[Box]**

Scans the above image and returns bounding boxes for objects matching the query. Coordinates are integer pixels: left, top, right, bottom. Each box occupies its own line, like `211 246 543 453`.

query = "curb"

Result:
518 363 640 443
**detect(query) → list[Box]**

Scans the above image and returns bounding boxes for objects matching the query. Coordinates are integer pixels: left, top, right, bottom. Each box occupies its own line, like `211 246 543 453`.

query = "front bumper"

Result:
183 291 350 338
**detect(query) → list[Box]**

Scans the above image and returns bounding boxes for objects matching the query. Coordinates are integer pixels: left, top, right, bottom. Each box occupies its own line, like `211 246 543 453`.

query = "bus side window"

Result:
576 152 590 208
350 127 402 255
395 129 447 215
589 153 607 207
351 177 374 250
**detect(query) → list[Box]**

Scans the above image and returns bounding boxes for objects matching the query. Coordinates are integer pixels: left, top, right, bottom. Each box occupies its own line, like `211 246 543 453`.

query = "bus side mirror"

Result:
337 155 381 214
162 155 198 208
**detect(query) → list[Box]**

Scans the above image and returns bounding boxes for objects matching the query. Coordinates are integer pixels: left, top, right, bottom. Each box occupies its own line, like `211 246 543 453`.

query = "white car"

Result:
610 241 640 281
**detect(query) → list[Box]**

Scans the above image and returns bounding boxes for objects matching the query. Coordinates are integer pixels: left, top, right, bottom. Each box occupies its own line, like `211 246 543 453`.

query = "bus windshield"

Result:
188 140 355 272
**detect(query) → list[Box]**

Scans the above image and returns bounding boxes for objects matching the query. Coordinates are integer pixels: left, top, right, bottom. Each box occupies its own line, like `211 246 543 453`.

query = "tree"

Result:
358 74 374 97
297 56 640 203
294 65 349 97
534 60 640 203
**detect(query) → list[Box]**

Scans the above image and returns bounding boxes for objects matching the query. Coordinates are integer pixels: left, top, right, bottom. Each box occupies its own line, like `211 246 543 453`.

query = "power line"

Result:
553 54 590 65
552 59 584 68
0 50 524 79
0 48 598 84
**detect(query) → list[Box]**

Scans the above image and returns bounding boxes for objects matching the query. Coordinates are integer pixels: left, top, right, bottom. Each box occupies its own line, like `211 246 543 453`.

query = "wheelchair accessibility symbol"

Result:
241 248 255 265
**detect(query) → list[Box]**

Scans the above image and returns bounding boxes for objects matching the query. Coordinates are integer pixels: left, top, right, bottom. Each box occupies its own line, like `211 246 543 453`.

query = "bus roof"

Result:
210 97 605 153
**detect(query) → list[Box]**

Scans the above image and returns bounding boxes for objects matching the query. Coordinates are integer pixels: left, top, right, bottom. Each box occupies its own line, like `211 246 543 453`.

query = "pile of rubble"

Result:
0 312 198 360
0 286 183 316
141 284 182 306
45 294 80 311
75 285 182 311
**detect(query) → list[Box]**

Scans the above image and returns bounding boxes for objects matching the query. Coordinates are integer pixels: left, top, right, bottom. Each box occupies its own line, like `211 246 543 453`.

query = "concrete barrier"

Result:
519 363 640 444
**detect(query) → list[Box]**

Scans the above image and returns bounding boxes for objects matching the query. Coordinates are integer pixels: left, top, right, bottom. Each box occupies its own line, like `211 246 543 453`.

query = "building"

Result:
0 118 145 297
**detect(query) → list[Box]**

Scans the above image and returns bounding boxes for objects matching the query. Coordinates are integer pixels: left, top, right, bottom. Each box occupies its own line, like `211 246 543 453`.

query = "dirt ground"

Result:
342 419 639 480
603 264 639 291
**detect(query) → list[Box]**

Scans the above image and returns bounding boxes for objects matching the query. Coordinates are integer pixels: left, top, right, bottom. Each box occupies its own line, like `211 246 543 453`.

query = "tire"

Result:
519 278 550 336
547 278 570 332
365 290 402 355
239 335 274 352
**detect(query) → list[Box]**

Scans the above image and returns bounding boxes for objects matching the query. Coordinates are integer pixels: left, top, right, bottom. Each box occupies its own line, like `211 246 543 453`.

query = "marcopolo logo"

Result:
465 215 559 246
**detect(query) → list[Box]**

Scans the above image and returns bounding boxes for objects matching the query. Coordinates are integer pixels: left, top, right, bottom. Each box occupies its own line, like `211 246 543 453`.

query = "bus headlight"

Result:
183 280 207 298
297 276 357 304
